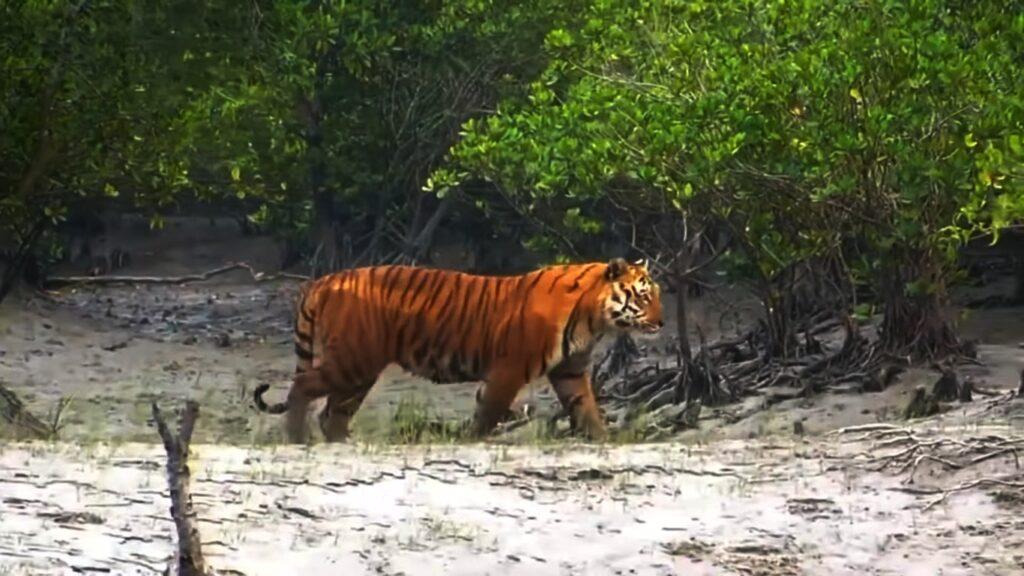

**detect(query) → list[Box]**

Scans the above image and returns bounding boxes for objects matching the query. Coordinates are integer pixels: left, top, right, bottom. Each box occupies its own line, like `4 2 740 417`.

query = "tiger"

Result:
253 257 663 443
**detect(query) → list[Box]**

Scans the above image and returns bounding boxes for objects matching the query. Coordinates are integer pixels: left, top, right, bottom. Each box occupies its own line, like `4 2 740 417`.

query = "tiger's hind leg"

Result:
284 369 329 444
318 382 375 442
471 373 527 438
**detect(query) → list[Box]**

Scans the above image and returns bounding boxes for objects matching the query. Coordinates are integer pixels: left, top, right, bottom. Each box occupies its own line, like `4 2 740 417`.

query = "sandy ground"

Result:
2 420 1023 576
1 220 1023 574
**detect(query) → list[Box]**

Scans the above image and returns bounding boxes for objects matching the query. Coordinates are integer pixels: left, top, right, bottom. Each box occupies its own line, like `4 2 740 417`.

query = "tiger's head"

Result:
601 257 663 334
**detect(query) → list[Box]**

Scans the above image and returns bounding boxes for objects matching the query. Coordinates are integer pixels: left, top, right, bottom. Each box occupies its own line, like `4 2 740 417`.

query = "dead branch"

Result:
45 262 309 288
151 400 208 576
0 381 54 439
828 423 904 436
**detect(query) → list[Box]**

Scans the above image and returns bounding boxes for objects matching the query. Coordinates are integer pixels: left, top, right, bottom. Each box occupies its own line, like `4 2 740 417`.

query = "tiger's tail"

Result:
253 281 317 414
253 383 287 414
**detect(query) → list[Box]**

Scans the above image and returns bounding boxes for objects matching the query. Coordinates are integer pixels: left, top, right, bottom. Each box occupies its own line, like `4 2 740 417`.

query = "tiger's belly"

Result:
397 352 482 384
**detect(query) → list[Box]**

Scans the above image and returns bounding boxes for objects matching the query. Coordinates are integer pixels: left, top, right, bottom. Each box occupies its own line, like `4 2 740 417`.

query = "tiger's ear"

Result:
605 257 628 281
633 258 648 271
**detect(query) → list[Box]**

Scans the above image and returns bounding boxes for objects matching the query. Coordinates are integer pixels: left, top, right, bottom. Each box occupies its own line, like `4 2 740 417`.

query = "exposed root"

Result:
593 333 641 396
923 478 1024 511
834 422 1024 509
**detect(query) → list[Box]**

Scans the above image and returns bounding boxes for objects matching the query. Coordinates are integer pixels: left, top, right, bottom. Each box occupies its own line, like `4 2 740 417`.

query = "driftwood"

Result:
0 382 53 439
45 262 309 288
151 400 208 576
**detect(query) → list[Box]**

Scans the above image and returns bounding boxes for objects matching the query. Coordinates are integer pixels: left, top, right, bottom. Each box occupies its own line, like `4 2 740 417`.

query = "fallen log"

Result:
45 262 309 288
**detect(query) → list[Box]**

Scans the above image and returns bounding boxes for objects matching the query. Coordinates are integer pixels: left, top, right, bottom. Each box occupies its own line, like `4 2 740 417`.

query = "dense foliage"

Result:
434 0 1024 357
2 0 1022 359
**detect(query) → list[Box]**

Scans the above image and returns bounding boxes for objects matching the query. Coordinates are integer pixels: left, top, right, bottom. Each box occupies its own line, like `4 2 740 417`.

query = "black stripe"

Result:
399 267 426 303
525 270 547 293
539 332 550 374
412 267 434 296
517 270 548 344
472 276 490 318
422 270 449 311
431 274 463 341
561 299 582 361
379 267 400 326
547 267 573 293
568 264 596 291
498 271 527 353
295 343 313 360
295 329 312 342
299 279 317 320
475 277 494 365
454 278 487 355
550 369 585 380
437 276 472 354
381 265 400 294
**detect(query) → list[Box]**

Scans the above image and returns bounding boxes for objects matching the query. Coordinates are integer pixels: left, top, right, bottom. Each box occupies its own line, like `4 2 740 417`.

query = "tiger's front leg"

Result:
547 366 606 441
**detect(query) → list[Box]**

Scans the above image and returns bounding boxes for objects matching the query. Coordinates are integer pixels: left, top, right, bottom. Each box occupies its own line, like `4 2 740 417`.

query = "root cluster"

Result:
597 312 900 435
832 423 1024 509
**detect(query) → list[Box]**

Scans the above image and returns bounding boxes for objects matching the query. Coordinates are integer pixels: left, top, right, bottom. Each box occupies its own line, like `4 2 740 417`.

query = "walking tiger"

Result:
254 258 663 442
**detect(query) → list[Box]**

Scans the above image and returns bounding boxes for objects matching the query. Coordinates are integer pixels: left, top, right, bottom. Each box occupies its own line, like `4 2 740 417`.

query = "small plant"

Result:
45 395 74 438
359 394 468 445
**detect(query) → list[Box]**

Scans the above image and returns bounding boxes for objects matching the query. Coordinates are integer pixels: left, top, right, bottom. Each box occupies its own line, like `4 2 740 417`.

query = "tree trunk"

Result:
757 283 797 359
879 253 960 359
300 88 339 278
0 219 46 306
674 271 692 364
311 189 338 277
405 195 453 264
1013 257 1024 304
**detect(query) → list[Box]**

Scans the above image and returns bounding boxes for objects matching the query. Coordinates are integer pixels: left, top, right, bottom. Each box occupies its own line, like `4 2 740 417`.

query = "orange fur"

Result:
254 258 662 442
